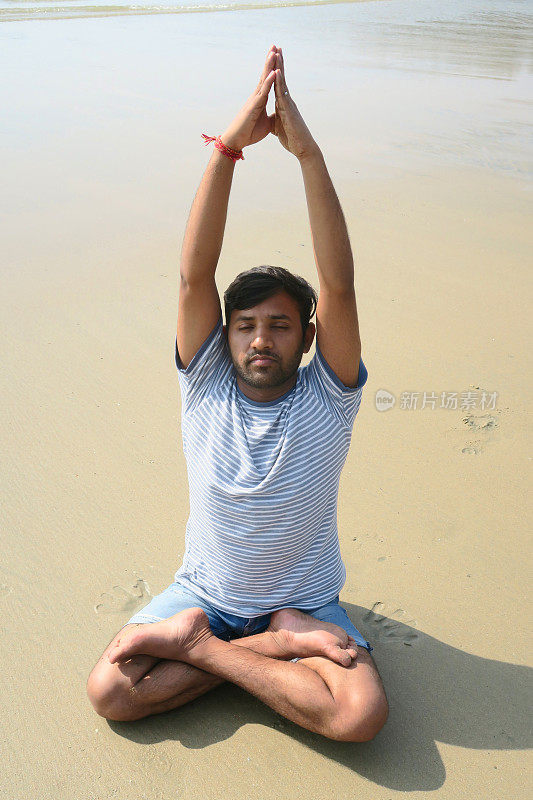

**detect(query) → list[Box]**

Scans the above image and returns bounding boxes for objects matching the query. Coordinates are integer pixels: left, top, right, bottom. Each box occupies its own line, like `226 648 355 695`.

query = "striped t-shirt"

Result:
174 313 368 616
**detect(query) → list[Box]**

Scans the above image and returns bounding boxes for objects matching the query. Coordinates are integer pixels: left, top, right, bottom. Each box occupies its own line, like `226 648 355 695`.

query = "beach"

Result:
1 0 532 797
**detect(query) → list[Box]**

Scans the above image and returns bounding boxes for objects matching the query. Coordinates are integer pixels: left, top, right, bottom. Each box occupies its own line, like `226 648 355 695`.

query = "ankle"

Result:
231 629 294 660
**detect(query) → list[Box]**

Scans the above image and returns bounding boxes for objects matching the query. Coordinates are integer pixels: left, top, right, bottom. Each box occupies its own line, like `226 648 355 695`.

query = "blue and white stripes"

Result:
173 314 368 616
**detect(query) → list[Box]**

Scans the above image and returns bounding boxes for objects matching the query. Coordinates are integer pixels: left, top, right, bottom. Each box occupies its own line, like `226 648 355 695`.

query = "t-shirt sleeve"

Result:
175 313 231 413
304 341 368 430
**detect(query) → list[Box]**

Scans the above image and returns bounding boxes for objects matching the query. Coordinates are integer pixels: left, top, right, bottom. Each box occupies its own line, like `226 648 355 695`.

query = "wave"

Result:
0 0 366 23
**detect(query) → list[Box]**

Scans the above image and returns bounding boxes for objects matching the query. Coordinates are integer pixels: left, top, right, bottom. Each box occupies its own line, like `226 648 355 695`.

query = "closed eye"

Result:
238 325 289 330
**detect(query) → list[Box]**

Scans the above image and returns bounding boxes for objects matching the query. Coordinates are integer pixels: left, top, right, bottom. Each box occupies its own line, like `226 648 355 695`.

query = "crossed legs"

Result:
87 607 388 742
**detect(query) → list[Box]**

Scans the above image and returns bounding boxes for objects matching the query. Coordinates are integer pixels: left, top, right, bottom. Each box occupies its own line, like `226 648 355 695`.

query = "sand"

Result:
1 0 532 797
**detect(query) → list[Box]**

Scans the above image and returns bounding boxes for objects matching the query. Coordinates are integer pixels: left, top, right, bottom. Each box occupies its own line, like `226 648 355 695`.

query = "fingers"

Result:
274 68 289 102
257 45 277 92
259 69 277 99
277 46 285 80
273 50 289 100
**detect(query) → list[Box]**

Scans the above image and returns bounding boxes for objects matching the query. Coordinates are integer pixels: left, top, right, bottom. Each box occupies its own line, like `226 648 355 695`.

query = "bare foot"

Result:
108 607 213 664
267 608 358 667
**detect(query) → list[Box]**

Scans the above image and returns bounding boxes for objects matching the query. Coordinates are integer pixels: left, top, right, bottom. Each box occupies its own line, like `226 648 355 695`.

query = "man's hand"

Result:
220 46 278 152
272 47 320 161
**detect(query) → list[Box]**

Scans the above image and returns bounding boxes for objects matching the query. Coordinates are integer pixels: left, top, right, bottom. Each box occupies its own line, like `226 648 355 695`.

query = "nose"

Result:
251 329 274 350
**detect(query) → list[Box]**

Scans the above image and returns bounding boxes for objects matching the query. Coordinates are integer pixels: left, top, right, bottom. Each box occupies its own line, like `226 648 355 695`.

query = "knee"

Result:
329 691 389 743
86 668 139 722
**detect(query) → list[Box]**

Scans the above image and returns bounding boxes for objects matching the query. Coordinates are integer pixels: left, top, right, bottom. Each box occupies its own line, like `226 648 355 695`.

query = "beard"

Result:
231 342 305 390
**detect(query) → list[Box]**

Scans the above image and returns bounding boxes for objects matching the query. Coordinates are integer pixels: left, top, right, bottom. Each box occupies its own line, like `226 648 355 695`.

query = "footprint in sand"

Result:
362 602 419 646
461 413 498 454
443 407 501 455
461 441 483 455
94 578 152 616
463 412 498 433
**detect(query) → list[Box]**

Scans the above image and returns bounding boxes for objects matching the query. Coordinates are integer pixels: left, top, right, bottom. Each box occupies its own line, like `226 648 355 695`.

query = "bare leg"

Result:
87 624 301 722
87 609 357 722
106 608 387 741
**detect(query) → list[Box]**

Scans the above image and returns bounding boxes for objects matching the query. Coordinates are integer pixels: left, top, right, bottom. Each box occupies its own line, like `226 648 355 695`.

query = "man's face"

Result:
226 291 314 390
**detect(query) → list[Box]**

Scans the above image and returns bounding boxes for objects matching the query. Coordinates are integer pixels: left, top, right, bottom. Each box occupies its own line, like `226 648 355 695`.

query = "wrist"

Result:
298 144 323 166
212 146 237 167
203 133 244 163
220 130 246 152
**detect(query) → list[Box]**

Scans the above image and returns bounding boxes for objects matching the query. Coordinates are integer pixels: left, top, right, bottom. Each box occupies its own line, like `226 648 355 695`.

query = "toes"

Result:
108 645 124 664
326 645 352 667
108 636 138 664
338 650 353 667
335 645 358 666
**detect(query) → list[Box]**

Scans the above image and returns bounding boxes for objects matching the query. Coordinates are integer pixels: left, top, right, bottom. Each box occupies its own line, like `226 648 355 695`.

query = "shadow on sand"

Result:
109 603 532 791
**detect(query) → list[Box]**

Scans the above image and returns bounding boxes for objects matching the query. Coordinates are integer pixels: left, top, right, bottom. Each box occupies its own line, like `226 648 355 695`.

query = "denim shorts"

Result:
124 580 372 653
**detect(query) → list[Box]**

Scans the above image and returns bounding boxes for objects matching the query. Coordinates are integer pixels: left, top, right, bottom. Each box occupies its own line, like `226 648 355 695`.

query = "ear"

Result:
303 321 316 353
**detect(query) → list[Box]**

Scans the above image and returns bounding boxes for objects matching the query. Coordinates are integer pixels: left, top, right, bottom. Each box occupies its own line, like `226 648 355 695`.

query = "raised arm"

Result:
177 48 278 368
177 149 234 369
272 48 362 388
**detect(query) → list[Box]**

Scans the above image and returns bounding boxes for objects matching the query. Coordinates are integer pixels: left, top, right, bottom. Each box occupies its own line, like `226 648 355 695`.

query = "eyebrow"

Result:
234 314 292 322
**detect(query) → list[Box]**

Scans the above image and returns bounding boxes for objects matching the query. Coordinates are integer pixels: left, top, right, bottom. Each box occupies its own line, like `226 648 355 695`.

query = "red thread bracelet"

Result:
201 134 244 162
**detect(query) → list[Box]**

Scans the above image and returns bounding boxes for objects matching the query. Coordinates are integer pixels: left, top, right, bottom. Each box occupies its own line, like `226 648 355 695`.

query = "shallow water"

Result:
0 0 371 23
1 0 531 183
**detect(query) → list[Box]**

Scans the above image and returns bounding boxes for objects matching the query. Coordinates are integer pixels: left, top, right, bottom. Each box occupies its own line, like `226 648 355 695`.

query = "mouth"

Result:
250 356 277 366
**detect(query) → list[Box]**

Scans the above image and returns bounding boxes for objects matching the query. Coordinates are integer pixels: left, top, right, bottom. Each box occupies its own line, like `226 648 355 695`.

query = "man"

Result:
87 46 388 742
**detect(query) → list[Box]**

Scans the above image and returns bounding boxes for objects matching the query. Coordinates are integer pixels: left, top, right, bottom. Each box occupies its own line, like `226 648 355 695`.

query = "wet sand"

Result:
1 1 532 797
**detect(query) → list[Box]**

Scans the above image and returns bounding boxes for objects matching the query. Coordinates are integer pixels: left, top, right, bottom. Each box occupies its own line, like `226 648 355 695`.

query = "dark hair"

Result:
224 266 318 337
